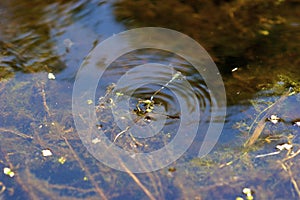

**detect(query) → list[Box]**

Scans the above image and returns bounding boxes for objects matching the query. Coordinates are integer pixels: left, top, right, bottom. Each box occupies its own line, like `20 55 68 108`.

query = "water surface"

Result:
0 0 300 199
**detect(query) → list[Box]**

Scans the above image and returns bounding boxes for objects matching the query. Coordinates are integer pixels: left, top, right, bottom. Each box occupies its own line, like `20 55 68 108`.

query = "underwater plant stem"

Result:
113 126 130 143
2 150 40 200
63 136 108 200
150 71 182 101
119 162 156 200
244 89 291 147
37 82 51 118
280 161 300 198
283 148 300 162
0 128 33 139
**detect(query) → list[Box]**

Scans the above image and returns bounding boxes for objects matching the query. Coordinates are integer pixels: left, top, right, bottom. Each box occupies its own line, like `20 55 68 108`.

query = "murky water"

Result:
0 0 300 199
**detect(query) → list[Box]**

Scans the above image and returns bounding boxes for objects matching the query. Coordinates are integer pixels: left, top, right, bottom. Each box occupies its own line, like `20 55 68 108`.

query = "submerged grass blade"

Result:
244 89 292 147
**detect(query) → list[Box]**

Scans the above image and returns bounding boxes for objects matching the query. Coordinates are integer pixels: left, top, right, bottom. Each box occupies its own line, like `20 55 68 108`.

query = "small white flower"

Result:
48 73 56 80
3 167 15 177
42 149 53 157
92 138 101 144
276 143 293 151
294 121 300 127
269 114 280 124
242 188 252 195
87 99 93 105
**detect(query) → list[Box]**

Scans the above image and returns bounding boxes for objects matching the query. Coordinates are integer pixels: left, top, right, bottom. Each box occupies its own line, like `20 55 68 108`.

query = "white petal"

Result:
42 149 53 157
48 73 56 80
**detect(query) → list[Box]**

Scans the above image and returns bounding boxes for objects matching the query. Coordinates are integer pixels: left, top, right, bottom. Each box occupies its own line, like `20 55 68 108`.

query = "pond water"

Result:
0 0 300 199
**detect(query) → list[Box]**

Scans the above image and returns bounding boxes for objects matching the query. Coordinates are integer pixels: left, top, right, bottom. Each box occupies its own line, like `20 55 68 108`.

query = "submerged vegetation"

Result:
0 0 299 199
2 74 298 199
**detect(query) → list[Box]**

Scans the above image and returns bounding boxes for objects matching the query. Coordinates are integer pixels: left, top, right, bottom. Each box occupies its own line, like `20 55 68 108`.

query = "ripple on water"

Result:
95 49 214 152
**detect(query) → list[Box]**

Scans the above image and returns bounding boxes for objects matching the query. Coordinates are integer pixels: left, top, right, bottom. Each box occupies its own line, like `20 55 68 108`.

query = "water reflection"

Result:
114 0 300 103
0 1 127 199
0 0 69 77
0 0 124 81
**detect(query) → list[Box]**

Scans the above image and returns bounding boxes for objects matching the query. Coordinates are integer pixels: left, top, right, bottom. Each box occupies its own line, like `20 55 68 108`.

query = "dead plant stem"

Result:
245 89 291 146
119 162 156 200
62 136 108 200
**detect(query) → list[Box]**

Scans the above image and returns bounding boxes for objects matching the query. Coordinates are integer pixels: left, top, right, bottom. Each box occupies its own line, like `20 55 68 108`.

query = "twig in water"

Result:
119 162 156 200
0 128 33 139
37 82 51 118
113 126 130 143
255 151 280 158
282 148 300 162
244 89 292 147
279 161 300 199
62 136 108 200
1 150 40 200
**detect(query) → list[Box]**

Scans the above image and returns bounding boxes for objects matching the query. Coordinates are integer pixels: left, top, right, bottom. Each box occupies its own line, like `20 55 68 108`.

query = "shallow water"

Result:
0 0 300 199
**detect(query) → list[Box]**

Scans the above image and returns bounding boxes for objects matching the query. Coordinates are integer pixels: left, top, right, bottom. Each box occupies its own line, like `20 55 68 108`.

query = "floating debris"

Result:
276 143 293 151
58 156 66 164
92 137 101 144
168 167 176 172
232 67 238 72
42 149 53 157
116 92 124 96
63 38 74 49
255 151 280 158
135 99 154 115
268 114 280 124
258 30 269 35
87 99 93 105
48 73 56 80
3 167 15 177
242 188 254 200
293 121 300 127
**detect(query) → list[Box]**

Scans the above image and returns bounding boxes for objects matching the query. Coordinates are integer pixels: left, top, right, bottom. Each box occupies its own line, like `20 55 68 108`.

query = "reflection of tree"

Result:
114 0 299 64
0 0 87 79
114 0 300 102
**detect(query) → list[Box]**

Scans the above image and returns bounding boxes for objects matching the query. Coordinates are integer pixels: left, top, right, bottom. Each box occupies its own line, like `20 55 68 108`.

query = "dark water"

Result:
0 0 300 199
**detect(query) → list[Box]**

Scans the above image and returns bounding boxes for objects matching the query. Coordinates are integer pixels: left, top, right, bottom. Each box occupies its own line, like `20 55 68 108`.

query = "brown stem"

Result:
244 89 291 147
62 136 108 200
